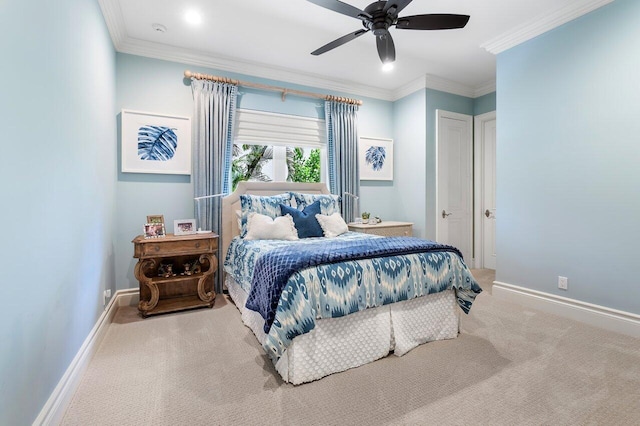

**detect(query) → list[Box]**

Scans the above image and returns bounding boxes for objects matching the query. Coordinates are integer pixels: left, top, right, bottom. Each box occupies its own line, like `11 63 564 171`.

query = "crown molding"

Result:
98 0 395 102
117 38 396 101
473 80 497 98
424 74 476 98
392 74 495 101
392 76 429 101
99 0 492 102
481 0 614 54
98 0 126 49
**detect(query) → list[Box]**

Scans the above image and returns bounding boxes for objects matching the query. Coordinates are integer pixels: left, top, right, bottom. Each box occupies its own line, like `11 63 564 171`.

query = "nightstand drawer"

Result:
132 233 218 259
348 221 413 237
139 238 215 257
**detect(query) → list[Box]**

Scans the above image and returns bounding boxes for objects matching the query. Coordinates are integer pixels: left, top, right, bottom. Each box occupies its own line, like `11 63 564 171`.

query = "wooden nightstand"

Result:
132 233 218 317
348 221 413 237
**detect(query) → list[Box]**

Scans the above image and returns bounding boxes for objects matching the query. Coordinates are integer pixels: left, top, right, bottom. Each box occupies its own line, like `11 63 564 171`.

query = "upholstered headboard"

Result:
221 181 331 263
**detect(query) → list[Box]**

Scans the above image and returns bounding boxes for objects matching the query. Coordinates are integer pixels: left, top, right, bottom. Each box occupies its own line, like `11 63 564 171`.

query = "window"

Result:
232 109 326 190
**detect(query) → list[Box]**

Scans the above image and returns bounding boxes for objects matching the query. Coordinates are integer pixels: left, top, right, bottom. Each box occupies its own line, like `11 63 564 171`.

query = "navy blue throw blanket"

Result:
245 237 464 333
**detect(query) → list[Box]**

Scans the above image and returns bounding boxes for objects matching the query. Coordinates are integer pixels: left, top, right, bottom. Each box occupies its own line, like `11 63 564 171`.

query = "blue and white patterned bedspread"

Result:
246 236 468 333
224 232 482 363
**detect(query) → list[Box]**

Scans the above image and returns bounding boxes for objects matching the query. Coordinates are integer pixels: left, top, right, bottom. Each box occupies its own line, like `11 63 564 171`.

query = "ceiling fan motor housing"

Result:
363 1 396 36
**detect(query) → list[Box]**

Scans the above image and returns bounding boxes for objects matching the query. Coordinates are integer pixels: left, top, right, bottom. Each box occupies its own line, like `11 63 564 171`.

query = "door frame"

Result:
435 109 473 261
473 110 497 269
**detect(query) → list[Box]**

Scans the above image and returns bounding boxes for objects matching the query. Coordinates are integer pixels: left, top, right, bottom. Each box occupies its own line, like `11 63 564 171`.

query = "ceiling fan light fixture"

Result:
382 61 394 72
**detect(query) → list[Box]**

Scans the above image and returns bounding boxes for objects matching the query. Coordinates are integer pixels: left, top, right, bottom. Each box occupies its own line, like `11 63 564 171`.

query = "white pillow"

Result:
244 213 299 241
315 213 349 238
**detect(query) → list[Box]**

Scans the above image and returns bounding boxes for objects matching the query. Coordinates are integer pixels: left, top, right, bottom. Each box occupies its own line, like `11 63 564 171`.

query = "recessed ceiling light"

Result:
382 62 394 72
184 9 202 26
151 23 167 33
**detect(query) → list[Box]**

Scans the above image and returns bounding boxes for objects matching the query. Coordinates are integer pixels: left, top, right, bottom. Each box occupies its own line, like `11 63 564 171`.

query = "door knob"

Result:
442 210 452 219
485 209 491 218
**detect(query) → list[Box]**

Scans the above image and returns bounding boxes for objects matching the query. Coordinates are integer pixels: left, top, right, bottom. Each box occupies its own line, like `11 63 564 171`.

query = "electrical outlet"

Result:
558 276 568 290
103 289 112 305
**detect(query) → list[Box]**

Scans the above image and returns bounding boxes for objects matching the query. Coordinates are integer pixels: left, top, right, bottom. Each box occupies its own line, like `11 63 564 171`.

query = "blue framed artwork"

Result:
121 109 191 175
359 136 393 181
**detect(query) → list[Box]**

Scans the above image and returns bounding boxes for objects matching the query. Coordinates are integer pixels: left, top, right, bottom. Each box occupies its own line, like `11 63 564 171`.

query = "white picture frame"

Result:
121 109 191 175
174 219 197 236
359 136 393 181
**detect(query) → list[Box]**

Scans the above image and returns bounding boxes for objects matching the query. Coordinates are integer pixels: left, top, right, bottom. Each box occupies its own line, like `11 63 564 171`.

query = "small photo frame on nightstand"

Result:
146 215 164 225
144 223 166 239
174 219 196 236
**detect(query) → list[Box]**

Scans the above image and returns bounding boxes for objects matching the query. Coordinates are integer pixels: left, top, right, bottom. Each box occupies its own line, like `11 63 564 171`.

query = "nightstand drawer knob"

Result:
154 245 160 252
195 242 201 248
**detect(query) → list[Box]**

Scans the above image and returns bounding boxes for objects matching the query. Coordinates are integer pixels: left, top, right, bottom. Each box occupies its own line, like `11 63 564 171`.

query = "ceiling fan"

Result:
307 0 470 65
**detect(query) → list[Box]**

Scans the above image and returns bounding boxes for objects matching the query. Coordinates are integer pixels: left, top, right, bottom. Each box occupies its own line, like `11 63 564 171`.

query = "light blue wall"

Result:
115 55 195 291
496 0 640 314
0 1 116 424
390 90 427 236
115 53 393 290
474 92 497 116
354 99 395 220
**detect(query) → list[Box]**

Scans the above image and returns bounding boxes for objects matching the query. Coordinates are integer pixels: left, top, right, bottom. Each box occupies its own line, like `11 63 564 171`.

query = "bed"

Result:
222 181 482 384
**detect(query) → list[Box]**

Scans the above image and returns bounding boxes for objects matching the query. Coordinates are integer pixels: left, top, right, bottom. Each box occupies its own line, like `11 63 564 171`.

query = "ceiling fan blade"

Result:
376 31 396 63
395 14 470 30
383 0 413 16
311 29 369 56
306 0 371 20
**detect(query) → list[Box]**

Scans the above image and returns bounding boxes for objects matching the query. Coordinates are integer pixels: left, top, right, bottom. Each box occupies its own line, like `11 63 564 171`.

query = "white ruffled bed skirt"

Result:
225 275 459 385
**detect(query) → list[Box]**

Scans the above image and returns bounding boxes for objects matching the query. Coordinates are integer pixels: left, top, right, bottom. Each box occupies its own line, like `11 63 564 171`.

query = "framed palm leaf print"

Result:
359 136 393 181
121 109 191 174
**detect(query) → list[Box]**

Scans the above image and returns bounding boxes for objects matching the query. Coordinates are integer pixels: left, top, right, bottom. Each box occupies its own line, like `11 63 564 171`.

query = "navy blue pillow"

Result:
280 201 324 238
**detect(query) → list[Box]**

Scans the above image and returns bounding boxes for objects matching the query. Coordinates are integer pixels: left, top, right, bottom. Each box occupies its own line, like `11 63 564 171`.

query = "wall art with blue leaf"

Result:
359 137 393 181
121 110 191 175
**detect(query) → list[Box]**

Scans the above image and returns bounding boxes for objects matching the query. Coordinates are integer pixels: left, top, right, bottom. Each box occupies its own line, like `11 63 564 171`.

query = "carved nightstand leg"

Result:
197 253 217 304
134 259 159 314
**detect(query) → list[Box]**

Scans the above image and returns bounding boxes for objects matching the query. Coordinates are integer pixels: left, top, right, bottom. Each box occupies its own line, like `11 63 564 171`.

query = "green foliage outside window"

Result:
231 144 321 191
231 144 272 192
288 148 320 183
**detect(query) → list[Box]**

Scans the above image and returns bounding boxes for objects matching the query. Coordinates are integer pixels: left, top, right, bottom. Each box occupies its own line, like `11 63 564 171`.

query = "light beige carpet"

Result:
61 270 640 425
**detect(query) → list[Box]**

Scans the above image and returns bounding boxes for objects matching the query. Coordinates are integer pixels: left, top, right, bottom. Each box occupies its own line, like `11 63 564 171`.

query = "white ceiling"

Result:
100 0 612 100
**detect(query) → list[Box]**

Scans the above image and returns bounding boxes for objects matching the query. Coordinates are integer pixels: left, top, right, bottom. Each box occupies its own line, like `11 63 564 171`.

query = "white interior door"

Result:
474 111 497 270
436 110 473 263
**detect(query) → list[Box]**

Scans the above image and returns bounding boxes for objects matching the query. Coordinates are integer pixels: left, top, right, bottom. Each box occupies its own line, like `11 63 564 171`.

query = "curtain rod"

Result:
184 70 363 106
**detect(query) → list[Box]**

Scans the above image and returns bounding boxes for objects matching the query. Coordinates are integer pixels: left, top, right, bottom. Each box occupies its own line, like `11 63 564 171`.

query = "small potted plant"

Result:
361 212 370 221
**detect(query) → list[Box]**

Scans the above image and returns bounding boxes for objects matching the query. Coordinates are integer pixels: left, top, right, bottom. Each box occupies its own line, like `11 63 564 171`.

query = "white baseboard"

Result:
493 281 640 339
34 288 139 426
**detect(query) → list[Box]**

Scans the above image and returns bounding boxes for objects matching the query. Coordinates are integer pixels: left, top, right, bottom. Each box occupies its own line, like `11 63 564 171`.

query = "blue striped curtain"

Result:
191 79 237 293
325 101 360 222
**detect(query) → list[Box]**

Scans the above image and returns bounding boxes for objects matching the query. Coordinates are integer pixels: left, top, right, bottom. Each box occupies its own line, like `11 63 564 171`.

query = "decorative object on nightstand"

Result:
146 214 164 225
348 221 413 237
143 223 166 239
174 218 197 235
132 232 218 317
